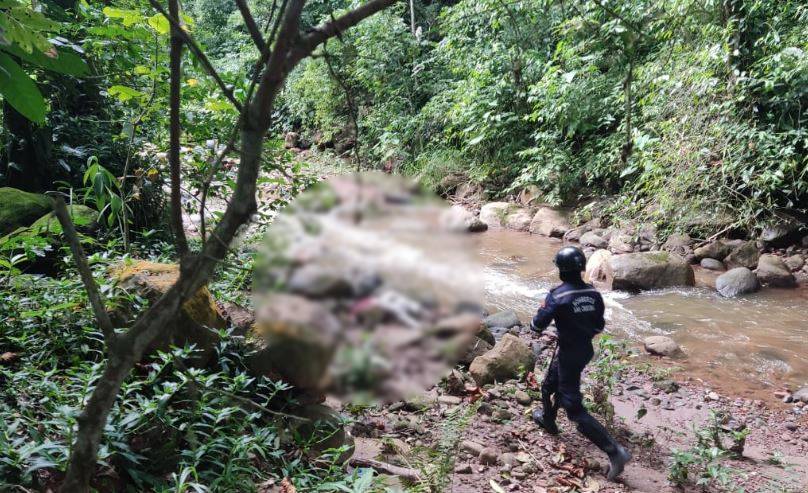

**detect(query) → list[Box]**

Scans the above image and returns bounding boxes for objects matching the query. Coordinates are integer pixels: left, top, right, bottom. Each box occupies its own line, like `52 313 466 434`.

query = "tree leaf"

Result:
0 53 46 123
147 14 170 35
2 44 88 76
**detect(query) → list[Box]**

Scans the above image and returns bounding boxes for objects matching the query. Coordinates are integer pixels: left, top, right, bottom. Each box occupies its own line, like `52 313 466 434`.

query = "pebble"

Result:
706 391 720 401
785 423 798 431
478 402 494 415
515 390 532 406
438 395 462 405
479 447 500 465
461 440 484 456
493 409 514 421
454 463 472 474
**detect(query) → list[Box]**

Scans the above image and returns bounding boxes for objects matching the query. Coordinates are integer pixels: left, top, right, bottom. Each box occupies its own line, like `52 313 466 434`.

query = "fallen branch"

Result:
349 457 422 482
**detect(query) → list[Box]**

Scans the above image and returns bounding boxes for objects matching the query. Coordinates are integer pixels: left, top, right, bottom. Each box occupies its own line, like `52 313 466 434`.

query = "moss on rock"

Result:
0 187 51 236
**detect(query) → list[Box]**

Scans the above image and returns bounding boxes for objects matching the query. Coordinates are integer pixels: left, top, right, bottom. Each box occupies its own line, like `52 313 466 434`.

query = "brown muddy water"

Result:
474 228 808 399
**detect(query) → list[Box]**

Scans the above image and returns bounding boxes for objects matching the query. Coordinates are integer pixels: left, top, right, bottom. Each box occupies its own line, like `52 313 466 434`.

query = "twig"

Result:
349 457 422 482
147 0 243 113
50 197 116 343
235 0 267 52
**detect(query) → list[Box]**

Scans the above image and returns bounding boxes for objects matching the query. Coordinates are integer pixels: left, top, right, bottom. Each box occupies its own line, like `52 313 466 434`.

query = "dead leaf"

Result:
279 478 296 493
0 352 19 364
582 479 601 493
490 479 506 493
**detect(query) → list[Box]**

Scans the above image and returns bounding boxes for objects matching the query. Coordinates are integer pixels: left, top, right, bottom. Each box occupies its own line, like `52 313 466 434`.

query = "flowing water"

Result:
474 228 808 399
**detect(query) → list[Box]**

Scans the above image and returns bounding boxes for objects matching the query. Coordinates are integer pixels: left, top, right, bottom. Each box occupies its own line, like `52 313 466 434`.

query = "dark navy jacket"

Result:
531 281 605 353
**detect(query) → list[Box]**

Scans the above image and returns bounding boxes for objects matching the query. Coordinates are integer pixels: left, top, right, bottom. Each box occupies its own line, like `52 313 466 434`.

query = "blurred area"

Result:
252 172 486 406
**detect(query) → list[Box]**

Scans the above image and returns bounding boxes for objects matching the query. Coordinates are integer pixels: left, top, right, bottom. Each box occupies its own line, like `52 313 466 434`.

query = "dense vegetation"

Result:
281 0 808 234
0 0 806 491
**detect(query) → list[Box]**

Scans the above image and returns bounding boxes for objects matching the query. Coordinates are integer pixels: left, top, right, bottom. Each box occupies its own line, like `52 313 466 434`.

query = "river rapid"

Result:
475 228 808 400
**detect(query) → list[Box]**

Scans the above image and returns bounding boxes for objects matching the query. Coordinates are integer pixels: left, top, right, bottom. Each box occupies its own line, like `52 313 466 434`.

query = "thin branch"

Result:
50 197 116 343
348 457 421 482
235 0 267 52
293 0 399 61
169 0 190 258
147 0 244 113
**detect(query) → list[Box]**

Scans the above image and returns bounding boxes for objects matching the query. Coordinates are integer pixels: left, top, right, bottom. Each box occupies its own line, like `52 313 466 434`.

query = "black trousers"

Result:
541 347 618 456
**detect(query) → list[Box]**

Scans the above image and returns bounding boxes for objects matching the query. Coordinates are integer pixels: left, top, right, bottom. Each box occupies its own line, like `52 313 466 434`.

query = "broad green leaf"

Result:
107 85 143 102
2 44 88 76
147 14 170 35
0 53 46 123
102 7 143 27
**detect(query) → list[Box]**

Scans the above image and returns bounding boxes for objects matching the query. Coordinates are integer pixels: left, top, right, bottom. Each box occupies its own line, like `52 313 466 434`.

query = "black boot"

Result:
571 411 631 480
606 445 632 481
531 408 559 435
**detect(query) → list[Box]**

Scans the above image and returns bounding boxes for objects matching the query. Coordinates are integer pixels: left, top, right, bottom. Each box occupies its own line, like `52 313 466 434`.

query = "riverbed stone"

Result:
609 232 635 254
440 205 488 233
608 251 695 291
700 258 725 271
483 310 521 329
585 249 612 284
460 337 493 366
725 241 760 269
716 267 760 297
504 208 533 231
528 207 571 237
644 336 682 357
479 202 511 227
784 255 805 272
580 231 608 249
793 387 808 403
694 240 732 261
663 233 693 257
755 254 797 288
469 334 535 385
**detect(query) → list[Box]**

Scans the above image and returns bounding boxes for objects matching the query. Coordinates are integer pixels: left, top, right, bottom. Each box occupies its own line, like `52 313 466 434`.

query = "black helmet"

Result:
554 246 586 272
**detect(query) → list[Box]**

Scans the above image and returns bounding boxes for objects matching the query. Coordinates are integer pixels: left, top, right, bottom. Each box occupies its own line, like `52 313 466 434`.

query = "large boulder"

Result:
529 207 571 237
479 202 511 228
724 241 760 269
662 233 693 257
643 336 682 357
440 205 488 233
469 334 535 385
0 187 51 236
585 249 612 284
563 218 602 243
608 232 635 254
504 208 533 231
784 255 805 272
250 293 341 390
460 337 493 366
755 254 797 288
700 258 725 271
608 252 695 291
114 261 225 365
715 267 760 297
580 231 608 249
693 240 732 261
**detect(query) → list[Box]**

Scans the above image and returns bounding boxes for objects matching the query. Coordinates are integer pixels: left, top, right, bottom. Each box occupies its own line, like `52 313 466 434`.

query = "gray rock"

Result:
793 387 808 403
725 241 760 270
454 463 472 474
529 207 571 237
470 334 536 385
460 337 493 366
580 231 608 249
716 267 760 297
479 447 500 465
700 258 725 271
440 205 488 233
504 208 533 231
694 240 732 261
461 440 485 456
514 390 532 406
663 233 693 257
608 252 695 291
483 310 521 329
784 255 805 272
609 232 635 254
761 221 803 247
644 336 682 357
479 202 511 227
756 254 797 288
288 264 360 298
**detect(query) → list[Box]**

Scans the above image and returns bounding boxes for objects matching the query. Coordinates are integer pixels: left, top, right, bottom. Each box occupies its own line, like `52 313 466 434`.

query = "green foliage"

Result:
585 334 629 423
281 0 807 233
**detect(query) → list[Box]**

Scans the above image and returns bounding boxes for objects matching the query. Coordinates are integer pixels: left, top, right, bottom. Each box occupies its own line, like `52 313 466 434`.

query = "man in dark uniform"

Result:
530 246 631 481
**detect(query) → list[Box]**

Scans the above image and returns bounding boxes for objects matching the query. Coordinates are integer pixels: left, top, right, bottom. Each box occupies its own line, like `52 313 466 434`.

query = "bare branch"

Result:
51 197 116 344
294 0 399 59
147 0 244 113
235 0 267 52
348 457 422 482
169 0 190 257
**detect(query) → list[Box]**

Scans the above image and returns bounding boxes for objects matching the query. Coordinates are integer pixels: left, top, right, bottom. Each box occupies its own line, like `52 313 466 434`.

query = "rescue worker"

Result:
530 246 632 480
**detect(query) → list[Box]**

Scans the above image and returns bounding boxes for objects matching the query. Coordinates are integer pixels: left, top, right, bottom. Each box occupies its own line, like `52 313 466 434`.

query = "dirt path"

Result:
348 330 808 492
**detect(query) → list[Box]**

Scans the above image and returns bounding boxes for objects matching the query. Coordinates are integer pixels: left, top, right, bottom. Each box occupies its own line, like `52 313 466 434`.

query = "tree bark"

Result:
169 0 189 257
60 0 398 490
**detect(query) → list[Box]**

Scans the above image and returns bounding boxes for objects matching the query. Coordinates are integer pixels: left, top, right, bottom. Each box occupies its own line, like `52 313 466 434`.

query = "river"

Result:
474 227 808 400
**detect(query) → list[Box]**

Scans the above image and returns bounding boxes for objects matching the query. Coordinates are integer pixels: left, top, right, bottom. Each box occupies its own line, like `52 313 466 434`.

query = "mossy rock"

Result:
0 204 99 242
0 187 51 236
112 260 226 365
